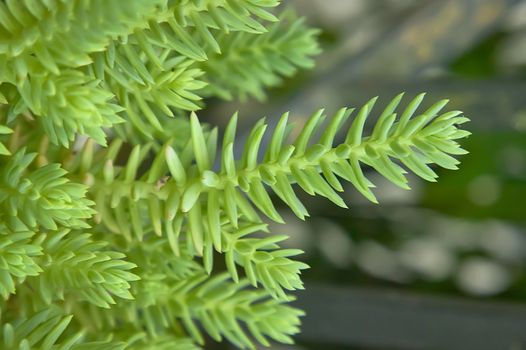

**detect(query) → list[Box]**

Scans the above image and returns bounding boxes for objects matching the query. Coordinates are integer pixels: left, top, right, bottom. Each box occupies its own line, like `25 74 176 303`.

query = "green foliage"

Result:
18 71 123 146
118 270 303 349
33 230 139 308
0 149 94 231
170 273 303 349
0 1 470 349
0 123 11 155
126 335 199 350
0 1 163 76
0 228 42 299
202 10 321 100
0 306 127 350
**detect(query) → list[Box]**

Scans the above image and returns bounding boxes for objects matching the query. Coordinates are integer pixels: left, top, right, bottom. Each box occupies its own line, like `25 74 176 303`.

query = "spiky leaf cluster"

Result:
0 1 470 349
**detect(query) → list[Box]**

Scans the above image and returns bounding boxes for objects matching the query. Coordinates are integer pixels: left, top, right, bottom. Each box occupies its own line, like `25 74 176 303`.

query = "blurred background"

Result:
205 0 526 349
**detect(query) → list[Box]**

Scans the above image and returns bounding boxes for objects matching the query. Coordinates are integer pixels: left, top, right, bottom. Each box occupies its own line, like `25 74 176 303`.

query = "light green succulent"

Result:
0 1 469 349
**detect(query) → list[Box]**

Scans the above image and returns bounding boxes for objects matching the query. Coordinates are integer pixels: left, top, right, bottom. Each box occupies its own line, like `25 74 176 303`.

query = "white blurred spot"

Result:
503 1 526 29
456 258 511 296
427 216 481 250
398 239 455 281
307 0 366 25
513 111 526 132
271 212 314 252
356 241 412 283
479 221 526 263
316 219 353 268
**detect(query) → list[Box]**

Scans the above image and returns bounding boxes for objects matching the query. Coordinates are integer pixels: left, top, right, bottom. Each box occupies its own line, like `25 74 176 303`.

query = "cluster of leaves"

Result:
0 1 470 349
